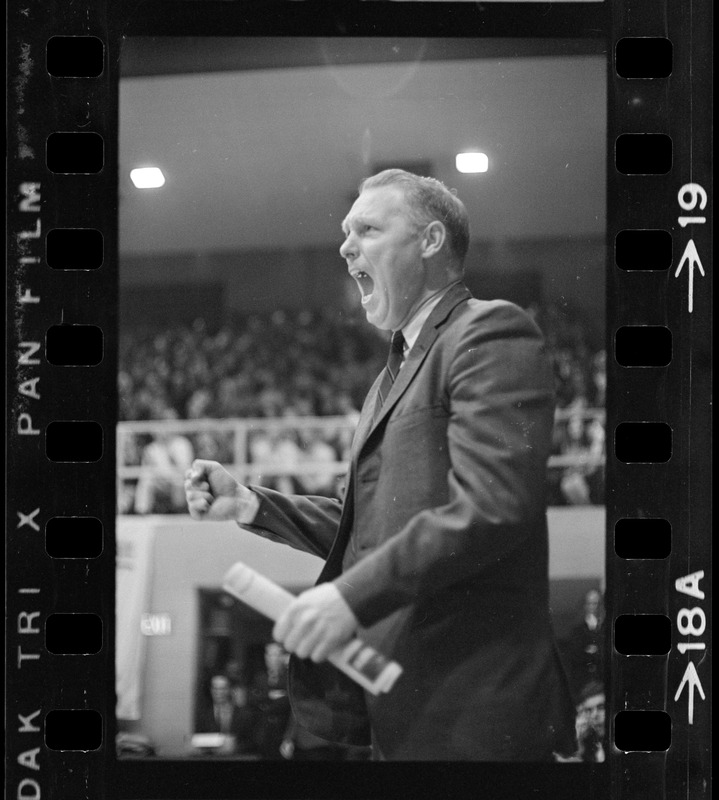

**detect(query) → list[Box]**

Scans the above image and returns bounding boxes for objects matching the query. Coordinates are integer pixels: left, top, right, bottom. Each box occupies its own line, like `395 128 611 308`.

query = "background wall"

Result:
120 235 606 335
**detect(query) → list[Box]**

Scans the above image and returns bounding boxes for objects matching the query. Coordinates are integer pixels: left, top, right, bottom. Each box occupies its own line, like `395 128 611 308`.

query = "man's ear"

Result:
421 221 446 259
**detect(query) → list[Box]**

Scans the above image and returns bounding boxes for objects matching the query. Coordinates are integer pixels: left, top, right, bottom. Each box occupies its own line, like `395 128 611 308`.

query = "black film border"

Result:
6 2 711 799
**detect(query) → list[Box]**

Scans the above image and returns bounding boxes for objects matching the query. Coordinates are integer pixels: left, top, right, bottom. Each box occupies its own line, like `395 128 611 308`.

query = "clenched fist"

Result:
184 459 258 522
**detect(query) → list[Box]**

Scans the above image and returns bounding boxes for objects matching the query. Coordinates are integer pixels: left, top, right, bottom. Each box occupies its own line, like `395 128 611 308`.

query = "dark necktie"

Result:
374 330 405 420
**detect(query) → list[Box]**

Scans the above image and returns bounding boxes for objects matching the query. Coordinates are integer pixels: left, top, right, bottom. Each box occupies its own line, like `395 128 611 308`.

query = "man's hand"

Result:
184 459 256 521
273 583 359 663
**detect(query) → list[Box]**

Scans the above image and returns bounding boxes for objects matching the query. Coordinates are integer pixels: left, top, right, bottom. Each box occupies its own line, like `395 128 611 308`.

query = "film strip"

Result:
6 1 711 799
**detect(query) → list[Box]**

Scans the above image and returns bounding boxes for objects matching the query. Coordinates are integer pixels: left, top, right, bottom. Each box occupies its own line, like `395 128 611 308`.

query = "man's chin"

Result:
363 304 390 331
365 314 392 332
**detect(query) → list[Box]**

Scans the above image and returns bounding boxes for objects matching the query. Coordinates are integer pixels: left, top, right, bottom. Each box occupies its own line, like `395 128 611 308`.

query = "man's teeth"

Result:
353 270 374 301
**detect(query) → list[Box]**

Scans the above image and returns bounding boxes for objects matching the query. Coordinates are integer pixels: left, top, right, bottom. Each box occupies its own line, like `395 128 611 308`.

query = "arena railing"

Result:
116 408 606 487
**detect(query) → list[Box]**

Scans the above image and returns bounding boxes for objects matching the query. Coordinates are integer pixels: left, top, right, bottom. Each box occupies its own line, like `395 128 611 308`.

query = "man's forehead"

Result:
582 694 605 708
342 185 406 230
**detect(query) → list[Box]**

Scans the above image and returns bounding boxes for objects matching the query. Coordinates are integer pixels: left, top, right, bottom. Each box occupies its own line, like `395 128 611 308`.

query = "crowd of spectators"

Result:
119 307 382 423
190 646 362 760
118 301 606 512
527 302 606 506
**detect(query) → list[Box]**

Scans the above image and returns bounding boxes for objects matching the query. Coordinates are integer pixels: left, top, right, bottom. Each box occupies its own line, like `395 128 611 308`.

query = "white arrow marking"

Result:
674 661 705 724
674 239 706 313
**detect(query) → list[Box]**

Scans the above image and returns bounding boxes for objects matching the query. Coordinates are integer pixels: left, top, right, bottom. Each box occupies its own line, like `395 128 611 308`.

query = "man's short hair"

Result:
359 169 470 267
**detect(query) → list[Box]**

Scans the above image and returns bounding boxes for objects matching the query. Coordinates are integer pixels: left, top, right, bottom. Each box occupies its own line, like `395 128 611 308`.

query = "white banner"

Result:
116 517 156 720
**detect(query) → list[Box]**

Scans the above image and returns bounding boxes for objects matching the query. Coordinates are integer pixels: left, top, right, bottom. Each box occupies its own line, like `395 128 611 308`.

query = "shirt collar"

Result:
399 280 462 353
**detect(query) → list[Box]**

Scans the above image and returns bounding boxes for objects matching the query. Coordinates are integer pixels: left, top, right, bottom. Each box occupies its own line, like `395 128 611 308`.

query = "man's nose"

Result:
340 234 357 260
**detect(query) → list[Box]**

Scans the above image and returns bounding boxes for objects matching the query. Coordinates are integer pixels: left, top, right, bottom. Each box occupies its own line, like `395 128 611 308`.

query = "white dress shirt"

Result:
398 280 462 356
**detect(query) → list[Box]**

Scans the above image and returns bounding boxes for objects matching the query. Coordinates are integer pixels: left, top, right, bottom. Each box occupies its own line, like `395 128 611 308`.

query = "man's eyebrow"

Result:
343 214 376 233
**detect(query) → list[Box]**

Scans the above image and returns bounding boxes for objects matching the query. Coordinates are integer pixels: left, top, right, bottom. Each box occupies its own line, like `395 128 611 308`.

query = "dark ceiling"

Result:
121 35 606 77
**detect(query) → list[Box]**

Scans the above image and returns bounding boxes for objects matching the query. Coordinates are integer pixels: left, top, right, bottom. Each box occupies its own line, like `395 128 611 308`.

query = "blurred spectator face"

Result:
592 351 607 391
569 372 587 401
265 642 290 681
213 328 232 350
149 397 173 420
187 389 212 419
587 418 605 446
264 643 289 674
289 396 314 417
340 185 431 332
584 589 602 618
265 642 285 669
225 659 244 683
249 432 273 462
579 691 605 738
210 675 232 705
195 432 220 460
567 414 585 442
556 350 573 378
224 660 248 706
145 372 164 393
336 392 358 416
118 370 133 394
120 432 141 466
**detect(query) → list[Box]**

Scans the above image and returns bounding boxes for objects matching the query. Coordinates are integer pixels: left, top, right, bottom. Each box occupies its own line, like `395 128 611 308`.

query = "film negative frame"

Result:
6 1 711 799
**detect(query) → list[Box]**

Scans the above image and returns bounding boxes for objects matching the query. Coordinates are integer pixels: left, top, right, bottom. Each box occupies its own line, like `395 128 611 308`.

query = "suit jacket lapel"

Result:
317 378 380 582
349 371 383 462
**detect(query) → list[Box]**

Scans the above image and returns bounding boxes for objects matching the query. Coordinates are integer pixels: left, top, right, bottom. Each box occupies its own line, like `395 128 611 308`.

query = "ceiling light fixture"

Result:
455 152 489 174
130 167 166 188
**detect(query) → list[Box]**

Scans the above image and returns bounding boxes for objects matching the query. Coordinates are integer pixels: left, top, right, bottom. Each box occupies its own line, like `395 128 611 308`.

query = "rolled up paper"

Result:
222 561 402 695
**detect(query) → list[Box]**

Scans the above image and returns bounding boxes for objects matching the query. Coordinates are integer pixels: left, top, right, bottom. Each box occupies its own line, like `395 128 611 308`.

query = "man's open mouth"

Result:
351 270 375 304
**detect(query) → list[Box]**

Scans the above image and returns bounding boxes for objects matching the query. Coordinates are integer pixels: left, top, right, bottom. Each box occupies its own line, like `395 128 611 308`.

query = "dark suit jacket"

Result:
244 284 576 760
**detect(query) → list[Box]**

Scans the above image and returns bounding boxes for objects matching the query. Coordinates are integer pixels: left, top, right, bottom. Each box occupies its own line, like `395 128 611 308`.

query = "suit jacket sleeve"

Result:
335 302 556 627
238 488 342 560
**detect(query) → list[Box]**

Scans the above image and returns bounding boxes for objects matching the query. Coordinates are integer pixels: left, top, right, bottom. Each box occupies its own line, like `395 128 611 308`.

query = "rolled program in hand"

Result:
222 562 402 696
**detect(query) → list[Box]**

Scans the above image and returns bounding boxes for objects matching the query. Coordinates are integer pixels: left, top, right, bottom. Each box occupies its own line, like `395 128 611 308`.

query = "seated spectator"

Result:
134 410 194 514
222 658 250 709
561 588 605 697
186 388 213 420
591 350 607 407
194 673 256 756
574 680 606 762
299 429 340 497
270 431 304 494
247 643 292 760
248 643 344 761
